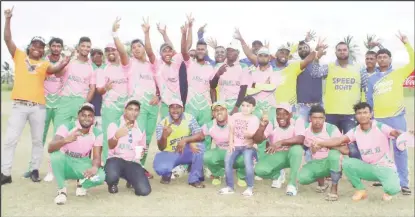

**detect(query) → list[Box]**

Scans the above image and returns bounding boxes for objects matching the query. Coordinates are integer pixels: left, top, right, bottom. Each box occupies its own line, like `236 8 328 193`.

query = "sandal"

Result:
315 183 329 193
325 193 339 201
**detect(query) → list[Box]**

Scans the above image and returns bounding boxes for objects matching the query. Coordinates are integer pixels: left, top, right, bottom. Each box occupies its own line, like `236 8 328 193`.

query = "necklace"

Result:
25 57 42 74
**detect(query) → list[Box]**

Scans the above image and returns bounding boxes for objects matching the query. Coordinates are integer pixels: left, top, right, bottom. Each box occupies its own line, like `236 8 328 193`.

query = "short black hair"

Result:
252 40 263 46
78 37 91 45
309 105 325 116
365 50 377 56
125 100 141 110
336 42 348 49
78 106 94 115
215 45 225 50
242 95 256 107
131 39 144 47
48 37 64 47
377 48 392 58
197 41 207 47
90 48 103 57
353 102 372 113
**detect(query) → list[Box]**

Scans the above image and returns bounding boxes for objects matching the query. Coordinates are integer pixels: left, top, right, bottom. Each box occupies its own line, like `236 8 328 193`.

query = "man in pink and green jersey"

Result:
210 41 251 115
90 48 106 129
314 102 404 201
114 18 160 178
366 32 414 195
54 37 96 131
252 103 305 196
203 102 247 187
23 37 66 180
96 38 129 165
298 105 349 201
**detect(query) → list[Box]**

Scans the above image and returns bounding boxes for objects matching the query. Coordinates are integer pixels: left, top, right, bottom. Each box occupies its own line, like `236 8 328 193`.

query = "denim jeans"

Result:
224 146 256 188
326 114 361 160
105 157 151 196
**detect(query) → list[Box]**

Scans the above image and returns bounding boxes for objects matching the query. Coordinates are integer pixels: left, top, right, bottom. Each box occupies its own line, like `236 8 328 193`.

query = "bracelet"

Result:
113 135 119 141
112 32 118 38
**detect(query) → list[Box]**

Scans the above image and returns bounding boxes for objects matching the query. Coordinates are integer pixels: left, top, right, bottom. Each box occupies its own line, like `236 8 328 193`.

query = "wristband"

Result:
112 32 119 38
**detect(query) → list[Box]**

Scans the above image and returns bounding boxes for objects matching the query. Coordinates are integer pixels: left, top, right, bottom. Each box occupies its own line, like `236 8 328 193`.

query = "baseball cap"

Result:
168 98 183 107
78 102 95 113
160 43 173 53
277 44 290 52
252 40 263 46
105 43 117 50
30 36 46 46
257 47 270 56
226 40 239 51
124 98 141 109
212 101 227 111
276 103 292 113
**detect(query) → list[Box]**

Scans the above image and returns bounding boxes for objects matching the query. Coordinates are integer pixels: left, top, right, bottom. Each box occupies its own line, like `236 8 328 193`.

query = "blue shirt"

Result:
296 63 322 103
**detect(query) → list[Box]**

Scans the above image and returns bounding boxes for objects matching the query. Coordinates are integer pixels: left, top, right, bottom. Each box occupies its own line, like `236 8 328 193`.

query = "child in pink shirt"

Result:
219 96 259 197
315 102 403 201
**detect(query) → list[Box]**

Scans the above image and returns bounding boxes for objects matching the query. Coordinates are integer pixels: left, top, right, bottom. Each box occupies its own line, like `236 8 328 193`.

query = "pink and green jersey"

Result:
202 118 233 150
230 112 260 147
55 121 103 158
107 117 146 162
97 63 129 110
186 61 216 110
153 54 189 104
126 58 158 105
246 65 276 109
303 122 342 159
60 60 96 99
215 62 251 102
263 115 306 152
44 55 64 108
346 120 395 169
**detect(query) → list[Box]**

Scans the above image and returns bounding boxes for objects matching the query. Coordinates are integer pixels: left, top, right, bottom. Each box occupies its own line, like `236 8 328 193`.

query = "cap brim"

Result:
31 40 46 45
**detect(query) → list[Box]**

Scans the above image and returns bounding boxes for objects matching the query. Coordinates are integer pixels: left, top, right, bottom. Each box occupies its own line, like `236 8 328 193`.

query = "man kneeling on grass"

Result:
313 102 404 201
105 99 151 196
203 101 248 187
48 103 105 205
252 103 305 196
298 105 349 201
153 98 206 188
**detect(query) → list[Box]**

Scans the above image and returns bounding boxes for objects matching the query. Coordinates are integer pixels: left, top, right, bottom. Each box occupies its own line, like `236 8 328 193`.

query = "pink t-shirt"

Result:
186 61 216 107
153 54 189 105
249 65 276 108
263 116 306 152
126 58 158 103
56 122 102 158
60 60 96 98
202 118 233 150
215 62 251 101
107 117 146 162
97 63 129 108
230 112 260 147
44 55 64 96
346 120 395 169
304 122 342 159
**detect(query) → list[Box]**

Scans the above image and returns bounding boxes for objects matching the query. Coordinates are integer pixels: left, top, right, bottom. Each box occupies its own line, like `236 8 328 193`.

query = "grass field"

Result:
1 90 414 217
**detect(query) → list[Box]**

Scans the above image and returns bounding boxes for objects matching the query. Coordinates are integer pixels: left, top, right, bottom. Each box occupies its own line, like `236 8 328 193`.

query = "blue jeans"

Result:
224 146 256 188
326 114 361 160
377 113 408 188
153 143 205 184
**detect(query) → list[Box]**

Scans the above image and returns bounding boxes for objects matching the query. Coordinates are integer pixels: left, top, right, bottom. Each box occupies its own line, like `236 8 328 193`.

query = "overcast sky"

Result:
1 1 414 69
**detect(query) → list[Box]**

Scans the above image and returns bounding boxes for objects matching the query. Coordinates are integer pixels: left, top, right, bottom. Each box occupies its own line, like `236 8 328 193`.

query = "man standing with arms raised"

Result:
1 7 70 185
366 32 414 195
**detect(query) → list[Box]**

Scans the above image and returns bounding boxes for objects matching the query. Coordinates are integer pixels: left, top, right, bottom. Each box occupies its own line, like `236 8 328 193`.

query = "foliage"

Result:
343 35 360 63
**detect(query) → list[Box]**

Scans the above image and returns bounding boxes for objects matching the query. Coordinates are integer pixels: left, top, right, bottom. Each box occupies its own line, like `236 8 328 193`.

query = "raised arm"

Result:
112 17 129 66
311 44 329 78
234 28 258 66
185 13 194 51
210 63 228 88
252 121 268 144
46 56 70 76
3 7 16 57
142 17 156 64
157 23 174 50
180 22 190 61
396 31 414 78
299 50 317 70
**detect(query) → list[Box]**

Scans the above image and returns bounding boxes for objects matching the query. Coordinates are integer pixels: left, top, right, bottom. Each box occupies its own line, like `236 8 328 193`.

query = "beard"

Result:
336 55 349 61
258 61 268 67
299 52 309 60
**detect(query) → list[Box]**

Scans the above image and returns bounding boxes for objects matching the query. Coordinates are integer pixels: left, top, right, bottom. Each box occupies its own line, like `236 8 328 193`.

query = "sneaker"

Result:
242 187 254 197
108 185 118 194
218 187 235 195
382 193 393 201
271 179 282 189
23 171 31 178
372 182 382 187
30 169 41 182
278 170 286 184
401 187 411 195
212 178 221 186
43 172 54 182
160 175 171 184
286 184 297 196
1 173 12 185
254 176 263 181
54 188 67 205
315 183 330 193
76 187 87 196
352 190 368 201
171 165 186 179
204 167 212 178
237 179 247 187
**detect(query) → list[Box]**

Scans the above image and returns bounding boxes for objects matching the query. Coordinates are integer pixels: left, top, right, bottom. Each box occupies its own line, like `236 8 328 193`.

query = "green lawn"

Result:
1 89 414 217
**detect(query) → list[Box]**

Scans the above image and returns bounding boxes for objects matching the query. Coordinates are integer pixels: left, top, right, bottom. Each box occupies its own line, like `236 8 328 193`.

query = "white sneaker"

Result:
204 167 212 177
218 187 235 195
286 184 297 196
43 172 54 182
76 187 87 196
54 188 67 205
171 165 186 179
242 187 254 197
278 169 286 184
254 176 263 181
271 179 282 188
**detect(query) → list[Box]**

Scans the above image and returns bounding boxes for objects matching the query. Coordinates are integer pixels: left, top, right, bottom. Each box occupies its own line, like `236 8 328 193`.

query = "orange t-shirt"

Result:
12 49 51 104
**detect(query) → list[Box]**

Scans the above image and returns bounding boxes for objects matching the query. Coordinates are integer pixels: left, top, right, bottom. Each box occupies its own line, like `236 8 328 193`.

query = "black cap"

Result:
252 40 263 46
